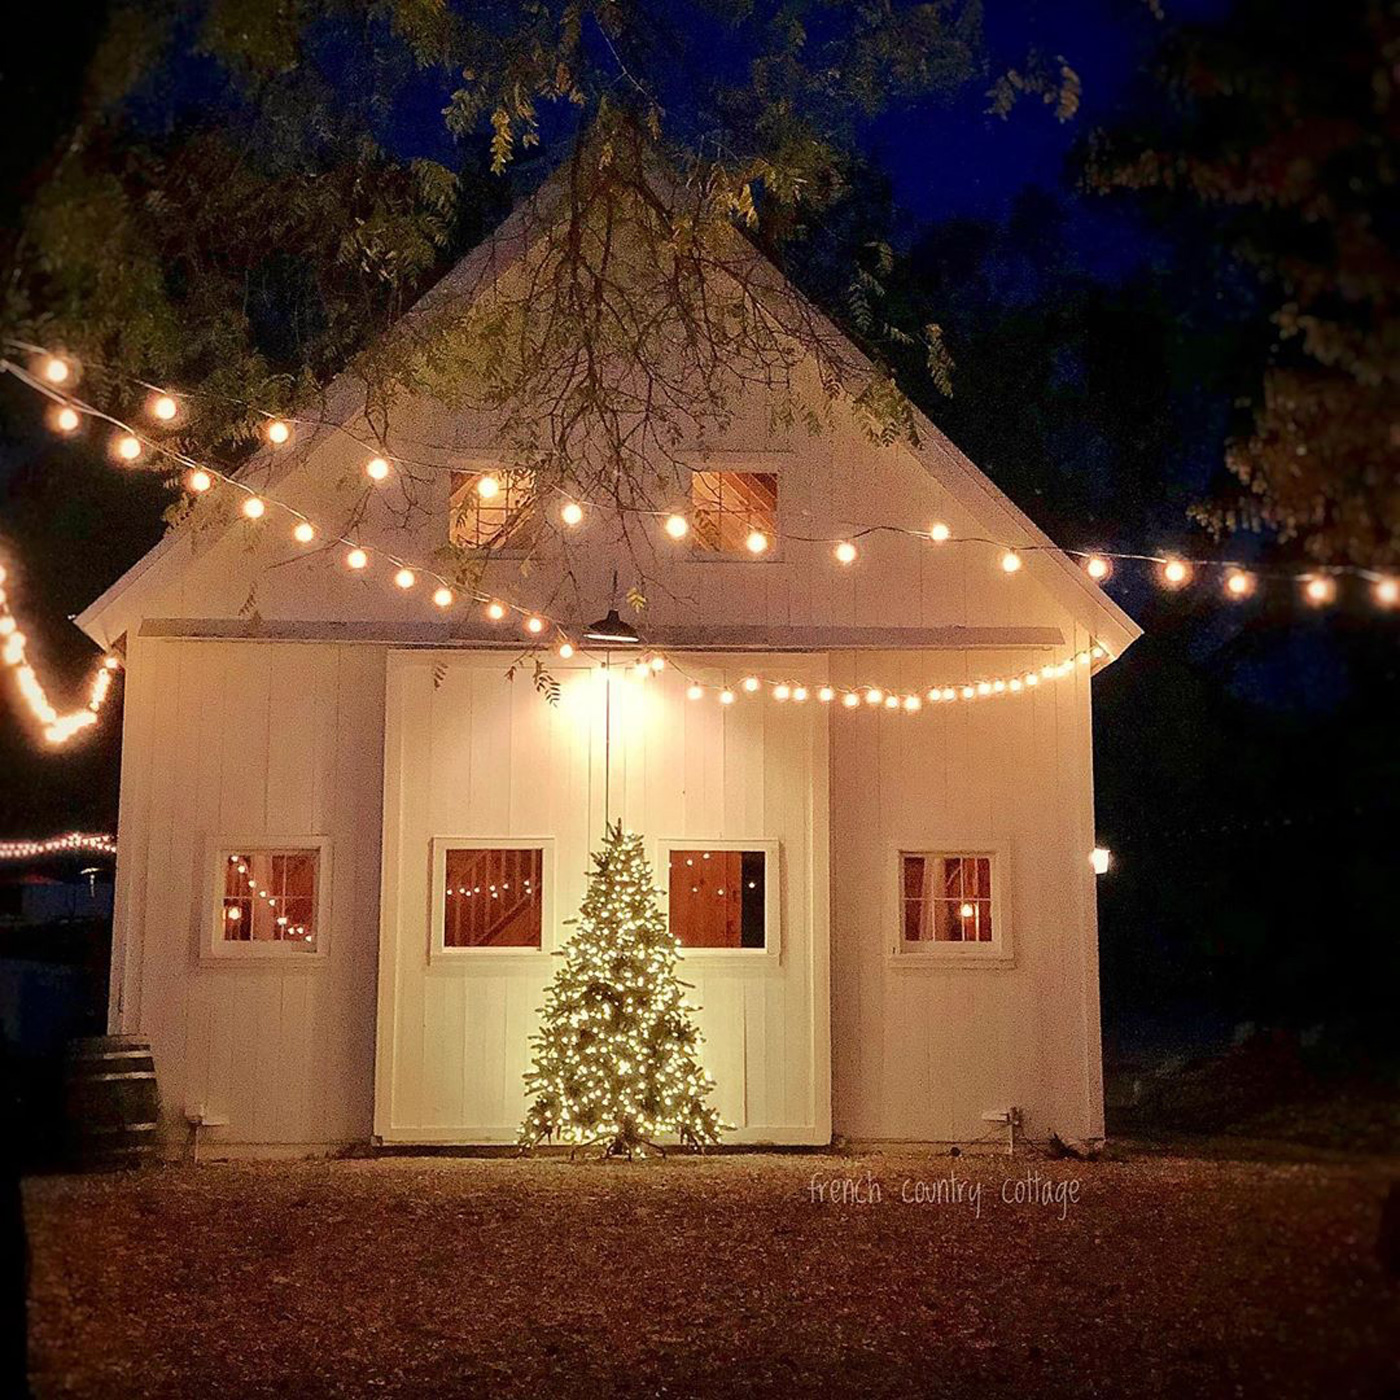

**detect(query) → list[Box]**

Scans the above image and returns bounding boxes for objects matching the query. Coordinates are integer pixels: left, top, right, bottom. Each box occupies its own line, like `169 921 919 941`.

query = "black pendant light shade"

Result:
583 608 641 645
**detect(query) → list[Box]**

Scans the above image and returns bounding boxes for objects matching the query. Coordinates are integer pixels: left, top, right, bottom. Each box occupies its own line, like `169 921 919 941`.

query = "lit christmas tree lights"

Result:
520 823 724 1158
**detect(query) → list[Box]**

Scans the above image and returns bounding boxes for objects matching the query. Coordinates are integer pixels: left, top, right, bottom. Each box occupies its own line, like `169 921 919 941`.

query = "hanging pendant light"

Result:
584 608 641 645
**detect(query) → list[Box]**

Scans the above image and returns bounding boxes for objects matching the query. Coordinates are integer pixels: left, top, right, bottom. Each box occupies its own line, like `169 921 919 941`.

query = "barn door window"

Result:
659 840 781 958
690 471 778 554
207 838 330 959
430 839 554 958
896 850 1009 961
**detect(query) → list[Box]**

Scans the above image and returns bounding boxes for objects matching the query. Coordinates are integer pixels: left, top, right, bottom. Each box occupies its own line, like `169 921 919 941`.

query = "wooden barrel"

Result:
65 1036 160 1170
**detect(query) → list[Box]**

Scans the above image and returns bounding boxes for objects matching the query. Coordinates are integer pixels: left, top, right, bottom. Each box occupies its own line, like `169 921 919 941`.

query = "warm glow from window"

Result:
690 471 778 554
450 470 537 549
442 847 542 948
222 850 318 948
669 849 767 949
901 853 994 946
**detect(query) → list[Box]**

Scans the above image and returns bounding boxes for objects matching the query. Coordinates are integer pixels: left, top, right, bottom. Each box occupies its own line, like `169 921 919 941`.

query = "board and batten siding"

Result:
828 638 1104 1144
109 634 384 1153
375 650 831 1146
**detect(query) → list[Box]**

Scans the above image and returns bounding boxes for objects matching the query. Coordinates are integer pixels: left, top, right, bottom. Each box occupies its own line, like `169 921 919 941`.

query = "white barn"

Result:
76 193 1140 1156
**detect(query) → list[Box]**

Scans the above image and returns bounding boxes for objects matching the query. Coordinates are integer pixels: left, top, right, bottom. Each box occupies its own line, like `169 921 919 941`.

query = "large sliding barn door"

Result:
373 650 830 1145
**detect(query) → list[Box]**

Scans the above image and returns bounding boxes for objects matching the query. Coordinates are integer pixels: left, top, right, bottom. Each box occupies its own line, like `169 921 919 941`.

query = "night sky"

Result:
2 1 1395 1054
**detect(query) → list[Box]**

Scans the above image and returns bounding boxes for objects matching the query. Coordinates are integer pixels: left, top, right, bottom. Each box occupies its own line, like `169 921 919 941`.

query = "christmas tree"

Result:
520 823 723 1157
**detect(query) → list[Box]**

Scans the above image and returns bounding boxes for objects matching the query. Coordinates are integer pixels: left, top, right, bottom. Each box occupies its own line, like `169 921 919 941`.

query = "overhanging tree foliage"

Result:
1088 0 1400 568
3 1 1081 585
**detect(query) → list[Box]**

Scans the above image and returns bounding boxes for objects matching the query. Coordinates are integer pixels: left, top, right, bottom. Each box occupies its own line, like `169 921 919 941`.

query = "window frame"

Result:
888 841 1013 968
655 837 782 963
428 836 555 962
204 835 332 963
684 466 783 562
446 460 539 556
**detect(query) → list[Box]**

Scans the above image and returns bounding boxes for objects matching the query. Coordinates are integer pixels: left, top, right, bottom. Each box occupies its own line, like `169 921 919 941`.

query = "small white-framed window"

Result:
893 847 1011 963
448 468 538 550
208 838 330 959
690 470 779 554
657 839 780 958
430 838 554 958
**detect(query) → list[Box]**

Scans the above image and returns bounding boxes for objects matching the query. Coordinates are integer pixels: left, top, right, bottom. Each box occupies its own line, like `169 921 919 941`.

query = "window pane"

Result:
690 471 778 553
449 470 538 550
443 847 543 948
669 849 766 949
900 853 995 947
222 850 318 949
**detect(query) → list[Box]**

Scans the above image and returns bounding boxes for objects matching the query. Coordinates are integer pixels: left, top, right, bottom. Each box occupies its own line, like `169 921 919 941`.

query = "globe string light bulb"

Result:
394 568 416 590
187 470 212 493
265 419 291 446
746 530 770 555
41 355 71 385
557 640 574 659
664 514 689 540
366 457 390 482
834 541 857 565
150 393 178 422
476 474 501 500
433 587 454 609
241 496 265 520
114 434 142 462
346 547 368 570
1224 569 1255 599
818 686 834 703
742 676 760 693
561 500 583 527
719 688 735 705
52 406 81 434
929 522 951 543
1085 555 1111 581
293 521 315 544
687 684 703 700
1303 574 1336 607
1160 557 1191 588
1000 550 1023 574
1375 577 1399 609
486 601 506 621
525 616 545 634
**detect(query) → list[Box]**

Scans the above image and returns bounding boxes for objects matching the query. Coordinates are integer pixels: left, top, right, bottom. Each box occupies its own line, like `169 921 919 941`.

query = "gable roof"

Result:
77 182 1142 661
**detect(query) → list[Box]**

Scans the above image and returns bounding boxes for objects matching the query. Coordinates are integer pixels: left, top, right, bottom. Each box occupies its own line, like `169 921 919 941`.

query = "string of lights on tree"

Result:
3 345 1396 747
0 562 122 744
0 832 116 861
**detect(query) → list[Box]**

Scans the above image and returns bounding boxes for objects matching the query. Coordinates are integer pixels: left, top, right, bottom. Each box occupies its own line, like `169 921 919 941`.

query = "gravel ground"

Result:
22 1150 1400 1399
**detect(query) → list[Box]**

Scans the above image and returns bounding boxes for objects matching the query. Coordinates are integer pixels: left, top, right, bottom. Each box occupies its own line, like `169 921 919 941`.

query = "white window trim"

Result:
204 835 332 963
429 836 555 962
887 841 1014 968
655 837 782 963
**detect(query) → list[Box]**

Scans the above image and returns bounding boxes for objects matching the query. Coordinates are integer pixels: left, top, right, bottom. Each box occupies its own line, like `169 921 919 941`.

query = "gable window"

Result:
217 846 323 954
430 839 552 956
899 852 1001 952
690 471 778 553
660 841 779 955
449 469 538 550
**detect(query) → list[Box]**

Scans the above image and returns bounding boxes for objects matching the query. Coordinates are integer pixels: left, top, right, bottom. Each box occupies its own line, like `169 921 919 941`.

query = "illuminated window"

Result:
448 469 538 550
221 849 320 950
442 846 544 948
900 853 995 946
690 471 778 553
667 847 769 949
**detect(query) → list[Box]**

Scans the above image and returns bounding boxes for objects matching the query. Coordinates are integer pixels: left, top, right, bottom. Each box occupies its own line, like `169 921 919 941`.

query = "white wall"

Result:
110 635 385 1153
829 642 1104 1144
375 650 831 1146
